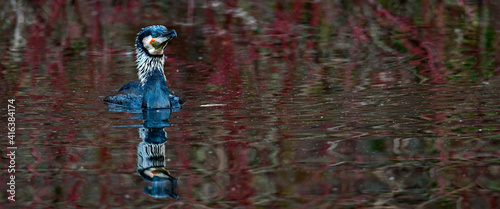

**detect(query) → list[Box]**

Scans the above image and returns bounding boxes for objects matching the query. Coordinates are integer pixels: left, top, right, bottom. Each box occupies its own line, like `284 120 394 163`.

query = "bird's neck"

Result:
136 49 171 108
136 49 166 84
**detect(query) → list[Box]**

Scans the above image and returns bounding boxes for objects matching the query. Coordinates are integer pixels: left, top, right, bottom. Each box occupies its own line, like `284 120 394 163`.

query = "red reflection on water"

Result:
2 0 500 208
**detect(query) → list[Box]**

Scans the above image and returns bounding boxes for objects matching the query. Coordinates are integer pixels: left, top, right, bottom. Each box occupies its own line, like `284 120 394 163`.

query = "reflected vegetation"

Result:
1 0 500 208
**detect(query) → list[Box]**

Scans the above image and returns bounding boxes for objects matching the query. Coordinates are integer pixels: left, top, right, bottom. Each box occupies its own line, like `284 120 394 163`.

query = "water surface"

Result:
1 1 500 208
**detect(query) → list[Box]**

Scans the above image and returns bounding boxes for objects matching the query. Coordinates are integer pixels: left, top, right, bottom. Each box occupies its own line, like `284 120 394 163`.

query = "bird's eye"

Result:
152 32 157 37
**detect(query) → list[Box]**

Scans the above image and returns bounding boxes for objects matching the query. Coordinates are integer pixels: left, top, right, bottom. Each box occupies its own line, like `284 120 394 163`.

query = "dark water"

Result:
2 1 500 208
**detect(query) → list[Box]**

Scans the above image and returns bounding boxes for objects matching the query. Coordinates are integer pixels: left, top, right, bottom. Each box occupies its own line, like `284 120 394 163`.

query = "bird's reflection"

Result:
136 108 178 199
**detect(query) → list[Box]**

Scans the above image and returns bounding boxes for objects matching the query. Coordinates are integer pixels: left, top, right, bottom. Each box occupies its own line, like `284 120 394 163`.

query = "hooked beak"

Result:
151 30 177 50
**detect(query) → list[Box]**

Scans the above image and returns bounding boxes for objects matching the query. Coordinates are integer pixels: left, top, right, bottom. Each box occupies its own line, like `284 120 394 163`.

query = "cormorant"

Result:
104 25 185 109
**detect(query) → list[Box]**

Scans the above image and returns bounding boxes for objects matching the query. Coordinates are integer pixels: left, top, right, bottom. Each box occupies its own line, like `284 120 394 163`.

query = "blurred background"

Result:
1 0 500 208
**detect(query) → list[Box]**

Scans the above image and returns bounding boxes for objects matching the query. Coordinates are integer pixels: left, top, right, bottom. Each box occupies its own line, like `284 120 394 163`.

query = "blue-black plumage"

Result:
104 25 185 109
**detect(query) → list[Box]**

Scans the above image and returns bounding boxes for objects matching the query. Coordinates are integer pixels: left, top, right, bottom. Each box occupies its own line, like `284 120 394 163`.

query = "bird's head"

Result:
136 25 177 56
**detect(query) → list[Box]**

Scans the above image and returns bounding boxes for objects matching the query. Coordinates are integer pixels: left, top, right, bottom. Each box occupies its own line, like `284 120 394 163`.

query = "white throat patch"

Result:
142 35 164 55
136 48 165 84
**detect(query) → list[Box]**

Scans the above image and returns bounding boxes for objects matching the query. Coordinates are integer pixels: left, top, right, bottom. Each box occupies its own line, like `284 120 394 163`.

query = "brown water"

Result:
2 1 500 208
